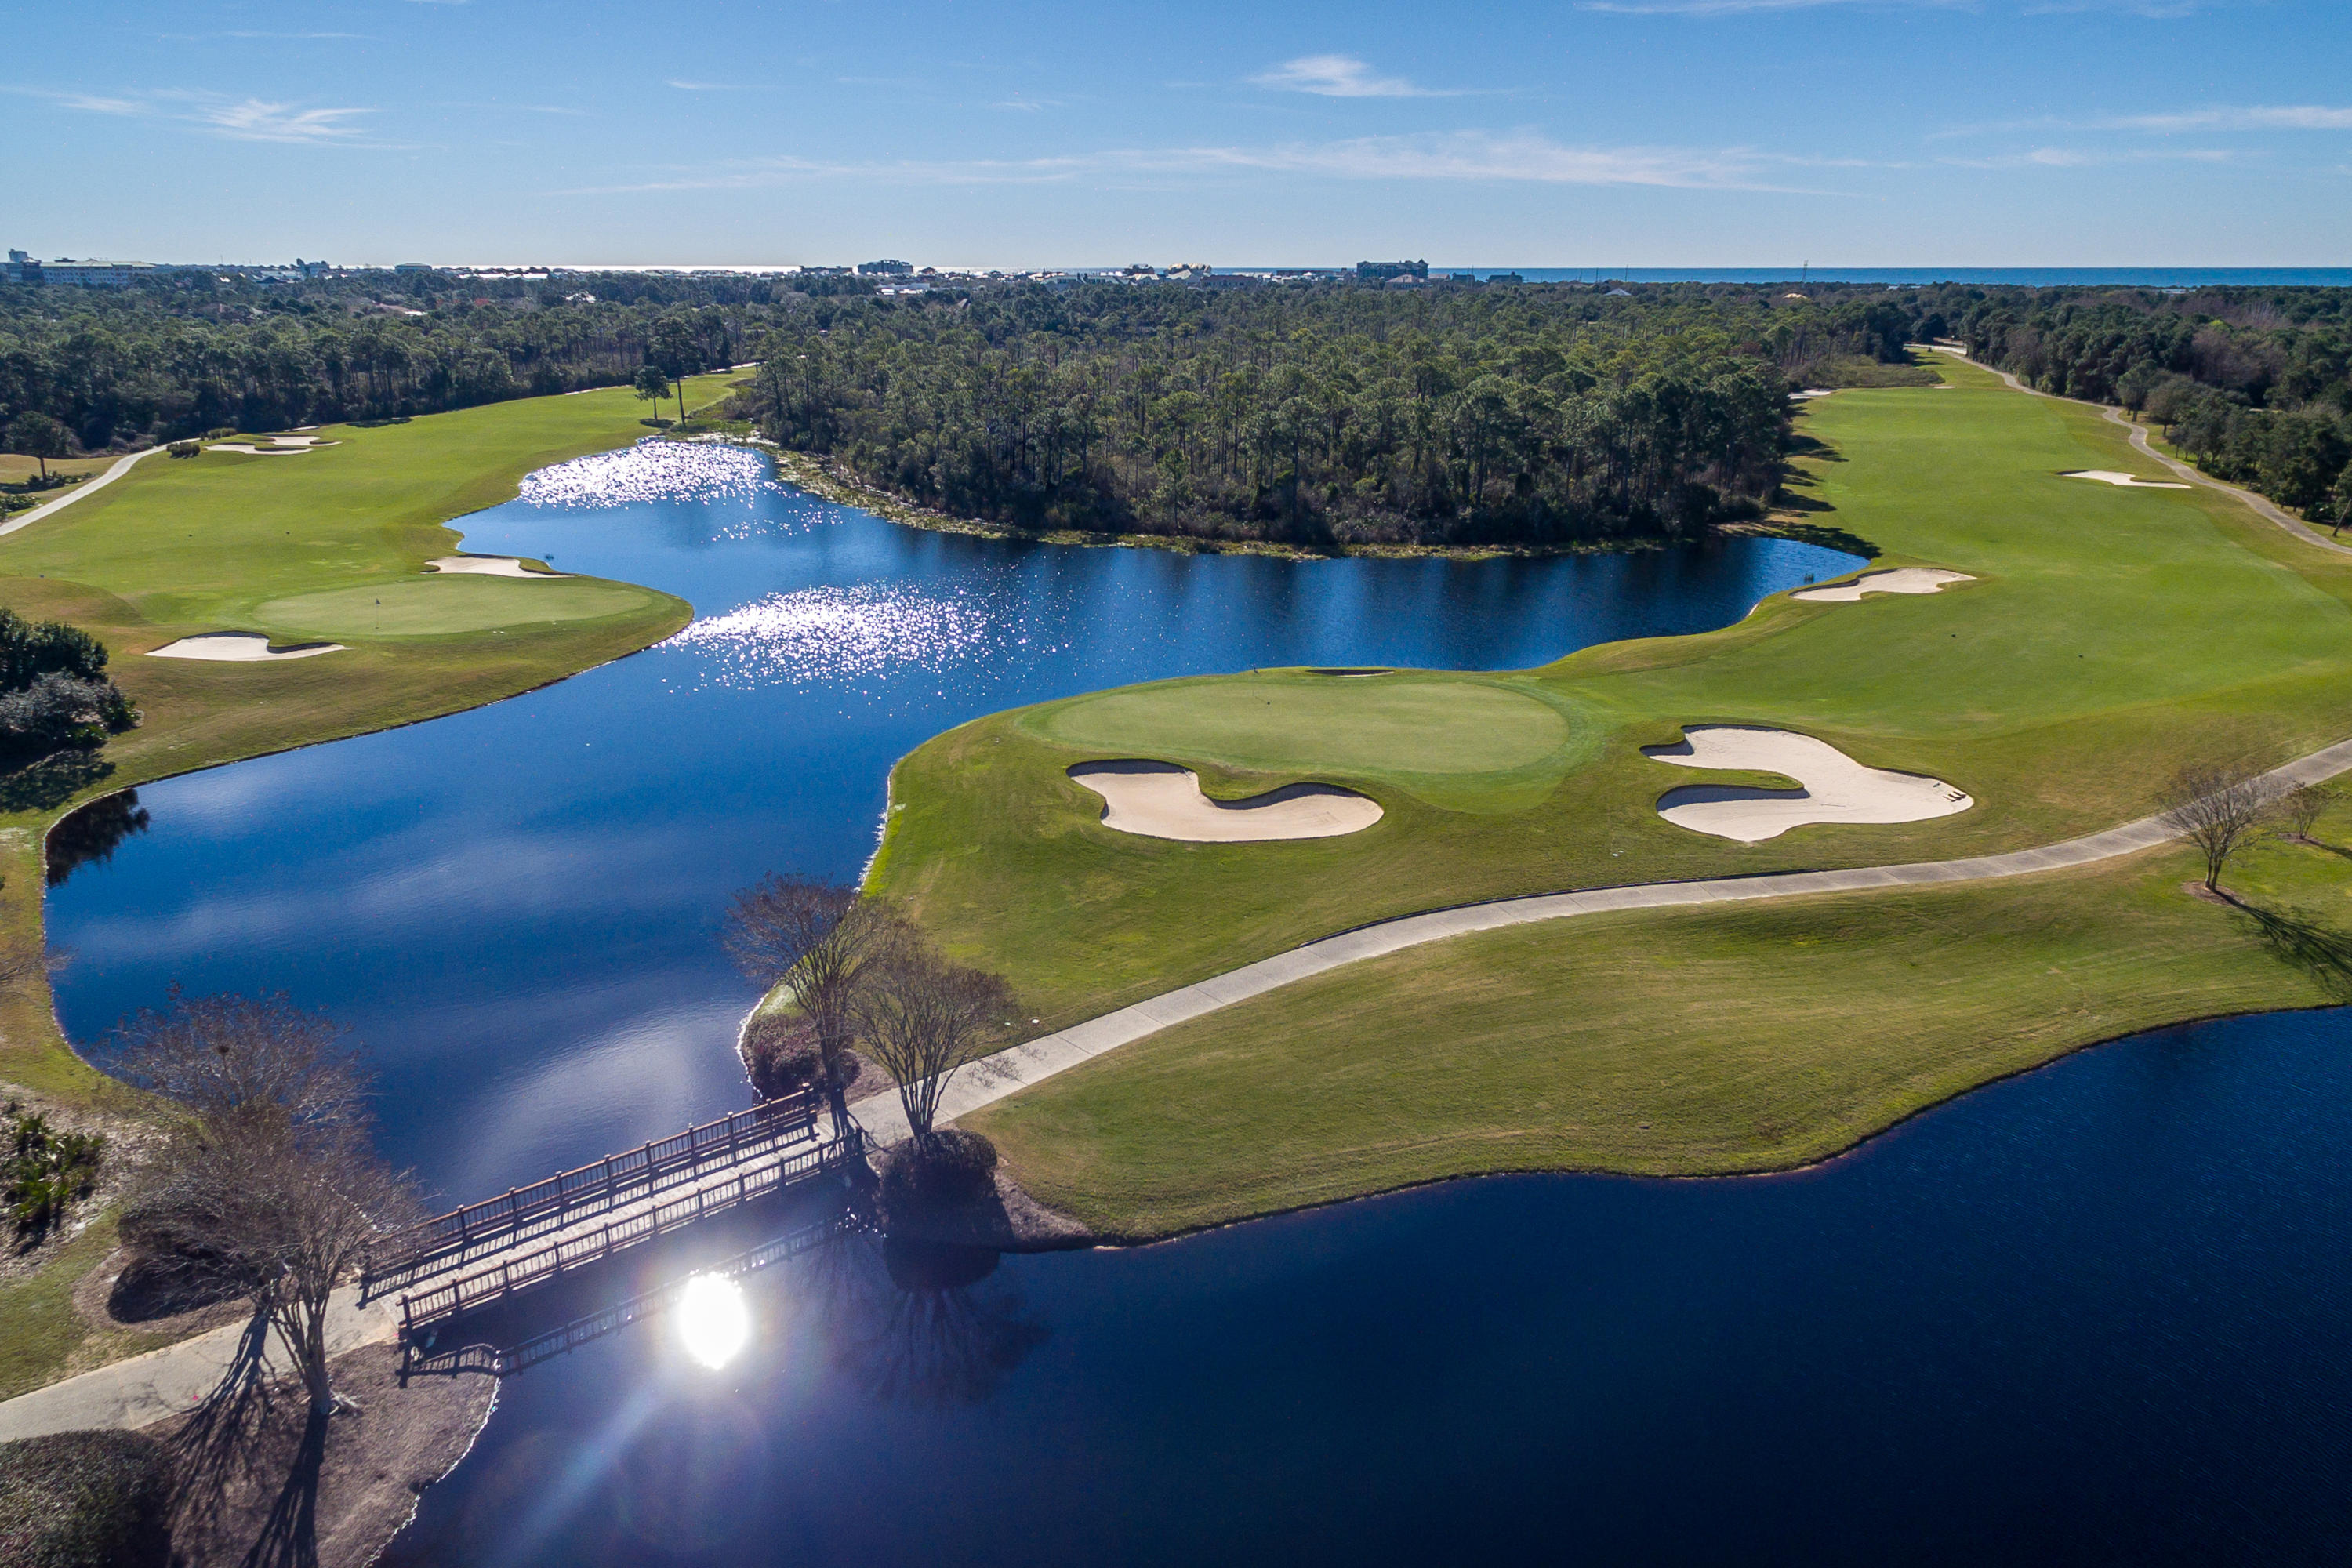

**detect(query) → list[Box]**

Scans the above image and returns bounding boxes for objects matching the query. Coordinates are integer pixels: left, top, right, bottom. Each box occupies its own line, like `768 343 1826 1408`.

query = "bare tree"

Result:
850 938 1018 1147
2276 782 2332 844
724 873 903 1127
114 992 418 1416
2160 760 2282 895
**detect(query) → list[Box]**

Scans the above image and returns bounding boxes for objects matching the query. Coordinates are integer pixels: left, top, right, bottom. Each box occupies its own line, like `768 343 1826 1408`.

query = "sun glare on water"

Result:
676 1273 752 1369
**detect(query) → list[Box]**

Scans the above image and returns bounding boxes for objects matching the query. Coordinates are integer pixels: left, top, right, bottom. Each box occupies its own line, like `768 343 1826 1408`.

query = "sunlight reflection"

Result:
676 1273 752 1369
518 440 781 510
665 583 1000 688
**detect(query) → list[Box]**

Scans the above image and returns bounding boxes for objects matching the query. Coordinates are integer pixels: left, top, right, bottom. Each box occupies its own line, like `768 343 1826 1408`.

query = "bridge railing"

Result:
364 1090 820 1288
397 1133 851 1334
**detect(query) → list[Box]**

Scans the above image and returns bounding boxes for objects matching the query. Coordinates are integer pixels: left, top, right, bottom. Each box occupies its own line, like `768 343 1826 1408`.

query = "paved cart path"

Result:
0 445 172 538
850 733 2352 1146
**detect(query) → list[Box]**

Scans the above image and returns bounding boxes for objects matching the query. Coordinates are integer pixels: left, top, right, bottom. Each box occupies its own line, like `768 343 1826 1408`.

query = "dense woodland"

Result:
5 269 2350 544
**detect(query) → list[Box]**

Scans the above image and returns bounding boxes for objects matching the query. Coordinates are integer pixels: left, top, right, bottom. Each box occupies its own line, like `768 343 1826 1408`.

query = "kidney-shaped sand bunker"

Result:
1069 761 1382 843
1643 726 1973 843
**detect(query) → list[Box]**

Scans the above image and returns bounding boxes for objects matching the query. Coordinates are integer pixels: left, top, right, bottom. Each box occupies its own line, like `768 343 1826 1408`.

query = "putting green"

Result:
254 576 660 637
1030 672 1582 779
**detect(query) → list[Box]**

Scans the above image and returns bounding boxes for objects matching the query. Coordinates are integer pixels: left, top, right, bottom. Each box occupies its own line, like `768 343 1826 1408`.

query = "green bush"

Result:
0 1430 172 1568
3 1102 103 1239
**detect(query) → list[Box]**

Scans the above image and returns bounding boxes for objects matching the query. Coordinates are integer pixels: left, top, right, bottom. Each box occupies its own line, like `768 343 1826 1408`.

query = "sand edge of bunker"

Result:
146 633 347 662
1069 760 1384 842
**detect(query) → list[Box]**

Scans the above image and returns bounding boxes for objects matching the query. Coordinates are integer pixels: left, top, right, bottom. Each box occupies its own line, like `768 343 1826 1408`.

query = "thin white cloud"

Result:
562 129 1817 194
1940 145 2238 168
1250 55 1457 98
2107 104 2352 132
17 86 382 144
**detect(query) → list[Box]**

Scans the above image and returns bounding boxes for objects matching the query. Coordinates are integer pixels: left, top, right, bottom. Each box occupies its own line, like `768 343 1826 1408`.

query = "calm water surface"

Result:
49 442 1853 1196
45 445 2352 1563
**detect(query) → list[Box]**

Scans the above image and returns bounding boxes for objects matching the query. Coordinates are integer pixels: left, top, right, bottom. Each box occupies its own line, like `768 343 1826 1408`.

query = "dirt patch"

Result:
71 1248 247 1339
157 1341 494 1568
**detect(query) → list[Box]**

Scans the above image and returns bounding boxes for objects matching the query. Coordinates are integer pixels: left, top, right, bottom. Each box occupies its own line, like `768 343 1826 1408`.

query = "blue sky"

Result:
7 0 2349 268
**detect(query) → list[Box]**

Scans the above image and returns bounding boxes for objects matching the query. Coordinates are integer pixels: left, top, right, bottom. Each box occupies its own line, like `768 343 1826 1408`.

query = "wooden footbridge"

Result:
363 1089 862 1346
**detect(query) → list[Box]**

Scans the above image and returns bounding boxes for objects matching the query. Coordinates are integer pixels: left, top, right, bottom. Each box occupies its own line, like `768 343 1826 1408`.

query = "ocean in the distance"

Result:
1211 267 2352 289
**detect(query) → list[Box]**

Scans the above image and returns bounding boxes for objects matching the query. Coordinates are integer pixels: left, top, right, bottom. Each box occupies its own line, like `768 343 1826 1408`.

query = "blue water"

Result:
384 1007 2352 1566
46 442 1854 1203
45 444 2352 1562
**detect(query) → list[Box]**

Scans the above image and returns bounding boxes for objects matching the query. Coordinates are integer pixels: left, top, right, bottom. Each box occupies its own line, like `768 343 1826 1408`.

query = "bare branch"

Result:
850 939 1019 1144
2159 759 2282 894
724 874 904 1115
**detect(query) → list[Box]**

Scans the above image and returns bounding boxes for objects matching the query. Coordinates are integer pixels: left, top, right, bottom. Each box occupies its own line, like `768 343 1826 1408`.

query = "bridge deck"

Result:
362 1092 824 1300
394 1132 856 1337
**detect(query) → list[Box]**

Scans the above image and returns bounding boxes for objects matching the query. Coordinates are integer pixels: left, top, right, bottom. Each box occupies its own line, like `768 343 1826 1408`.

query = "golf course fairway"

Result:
869 354 2352 1236
0 374 740 1101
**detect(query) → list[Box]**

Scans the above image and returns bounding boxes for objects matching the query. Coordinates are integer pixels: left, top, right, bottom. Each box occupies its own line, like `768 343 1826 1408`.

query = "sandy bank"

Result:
147 633 346 662
425 554 568 578
1069 760 1382 842
1643 726 1973 843
1794 568 1975 602
2062 470 2192 490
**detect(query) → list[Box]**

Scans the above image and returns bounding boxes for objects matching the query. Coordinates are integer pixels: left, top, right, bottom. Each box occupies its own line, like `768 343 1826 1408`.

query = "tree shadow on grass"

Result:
2230 899 2352 1000
0 750 114 815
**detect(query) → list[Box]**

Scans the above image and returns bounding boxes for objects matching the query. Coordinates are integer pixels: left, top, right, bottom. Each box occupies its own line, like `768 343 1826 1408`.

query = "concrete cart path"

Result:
851 732 2352 1147
0 445 172 538
0 1287 398 1442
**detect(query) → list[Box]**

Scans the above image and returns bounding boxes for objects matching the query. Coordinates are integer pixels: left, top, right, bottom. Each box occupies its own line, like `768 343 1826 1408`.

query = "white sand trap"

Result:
147 633 345 662
425 555 568 578
1788 389 1838 401
208 438 335 456
2061 470 2190 490
1793 568 1976 602
1642 726 1972 844
1069 760 1382 843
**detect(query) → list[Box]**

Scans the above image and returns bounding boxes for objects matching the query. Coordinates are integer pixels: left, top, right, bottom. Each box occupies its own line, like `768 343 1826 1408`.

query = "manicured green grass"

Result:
873 358 2352 1037
0 374 739 1100
971 826 2352 1238
254 575 655 637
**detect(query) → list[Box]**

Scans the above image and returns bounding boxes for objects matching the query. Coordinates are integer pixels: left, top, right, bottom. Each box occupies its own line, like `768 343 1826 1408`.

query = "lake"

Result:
45 444 2351 1563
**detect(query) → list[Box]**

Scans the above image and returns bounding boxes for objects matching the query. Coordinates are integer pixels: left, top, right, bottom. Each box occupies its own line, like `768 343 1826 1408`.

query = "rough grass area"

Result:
972 826 2352 1239
0 1428 171 1567
873 357 2352 1039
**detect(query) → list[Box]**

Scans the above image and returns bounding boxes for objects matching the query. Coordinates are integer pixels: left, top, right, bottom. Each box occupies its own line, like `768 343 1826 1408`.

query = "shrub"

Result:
165 440 200 459
3 1102 103 1239
879 1127 999 1216
741 1012 840 1099
0 1430 172 1568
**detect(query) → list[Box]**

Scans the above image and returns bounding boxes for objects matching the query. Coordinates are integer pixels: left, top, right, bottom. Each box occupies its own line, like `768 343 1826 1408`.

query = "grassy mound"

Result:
0 1429 171 1568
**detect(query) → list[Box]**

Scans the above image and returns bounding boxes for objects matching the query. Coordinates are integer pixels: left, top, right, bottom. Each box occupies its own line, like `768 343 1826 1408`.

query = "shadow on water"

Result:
45 787 149 886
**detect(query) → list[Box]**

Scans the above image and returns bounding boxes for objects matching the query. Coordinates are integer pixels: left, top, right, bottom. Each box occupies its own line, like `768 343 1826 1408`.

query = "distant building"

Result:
1485 272 1524 285
296 257 331 278
39 258 152 289
857 259 914 276
3 249 35 285
394 263 434 274
1356 260 1428 283
1605 287 1632 297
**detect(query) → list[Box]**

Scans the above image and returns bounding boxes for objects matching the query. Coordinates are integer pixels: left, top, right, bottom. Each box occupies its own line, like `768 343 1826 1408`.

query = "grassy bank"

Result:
971 828 2352 1237
872 358 2352 1031
0 374 737 1393
871 356 2352 1234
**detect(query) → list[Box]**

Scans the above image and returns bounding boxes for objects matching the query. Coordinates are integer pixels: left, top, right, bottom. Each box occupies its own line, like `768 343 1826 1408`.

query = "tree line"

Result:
4 270 1951 550
1899 285 2352 524
732 282 1880 548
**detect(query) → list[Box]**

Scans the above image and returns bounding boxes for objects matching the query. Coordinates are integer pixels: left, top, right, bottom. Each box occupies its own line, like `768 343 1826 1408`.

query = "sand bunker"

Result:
1793 568 1975 602
2061 470 2191 490
1642 726 1972 844
147 633 345 662
425 555 568 578
208 436 336 456
1069 760 1382 843
1788 389 1838 401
